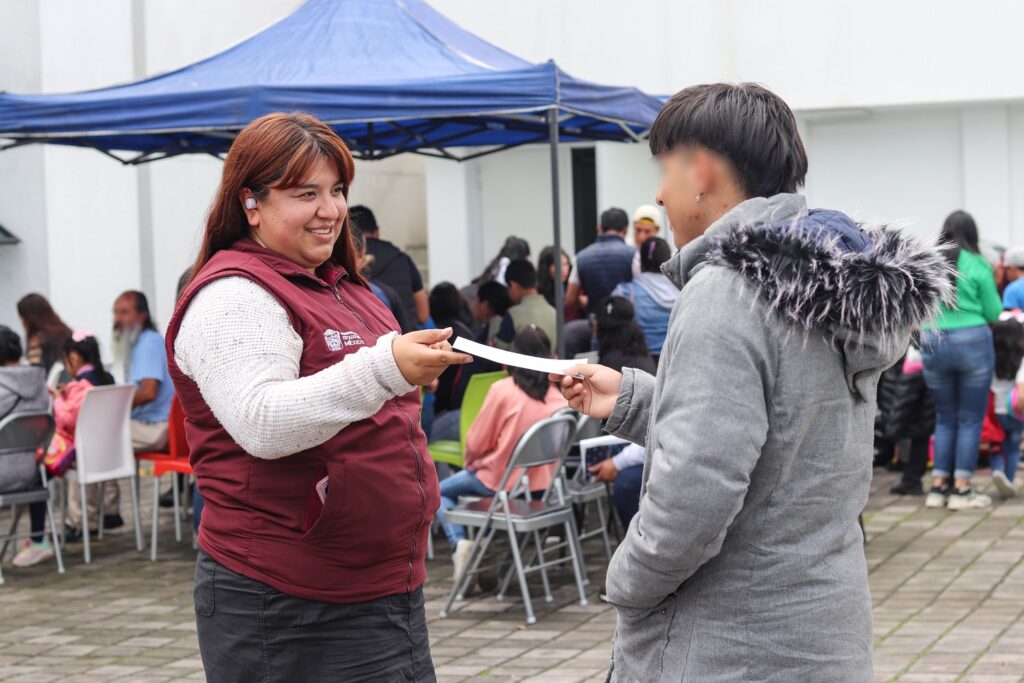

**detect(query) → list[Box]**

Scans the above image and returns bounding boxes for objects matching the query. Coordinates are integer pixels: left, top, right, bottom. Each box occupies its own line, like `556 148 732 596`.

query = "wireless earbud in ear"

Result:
245 198 257 209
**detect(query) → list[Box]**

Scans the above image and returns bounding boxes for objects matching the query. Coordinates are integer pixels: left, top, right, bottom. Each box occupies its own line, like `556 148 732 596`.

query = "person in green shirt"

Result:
494 259 557 350
922 210 1002 511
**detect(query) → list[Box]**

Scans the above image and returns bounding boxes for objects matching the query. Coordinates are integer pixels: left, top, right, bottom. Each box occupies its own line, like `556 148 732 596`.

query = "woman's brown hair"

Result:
16 293 71 346
190 112 364 286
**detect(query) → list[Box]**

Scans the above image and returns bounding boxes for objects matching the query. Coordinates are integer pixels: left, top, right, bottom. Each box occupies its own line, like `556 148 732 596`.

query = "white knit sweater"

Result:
174 276 414 459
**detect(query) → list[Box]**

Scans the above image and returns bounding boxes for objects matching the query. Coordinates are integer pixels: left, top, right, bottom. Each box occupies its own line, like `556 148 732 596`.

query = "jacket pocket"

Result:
613 594 678 681
193 553 216 617
301 462 347 543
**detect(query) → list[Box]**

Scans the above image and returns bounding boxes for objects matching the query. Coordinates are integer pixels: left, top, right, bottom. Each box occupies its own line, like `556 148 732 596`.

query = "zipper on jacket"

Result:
397 401 428 591
331 284 380 336
332 279 426 589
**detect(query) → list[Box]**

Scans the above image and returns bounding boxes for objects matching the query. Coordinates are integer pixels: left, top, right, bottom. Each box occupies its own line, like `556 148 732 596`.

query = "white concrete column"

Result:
425 155 483 289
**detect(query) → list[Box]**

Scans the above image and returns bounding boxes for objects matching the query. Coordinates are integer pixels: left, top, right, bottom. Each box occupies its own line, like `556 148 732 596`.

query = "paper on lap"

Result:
452 336 583 377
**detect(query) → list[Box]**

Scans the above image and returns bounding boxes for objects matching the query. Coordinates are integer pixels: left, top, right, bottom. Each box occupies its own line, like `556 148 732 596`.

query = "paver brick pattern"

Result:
0 470 1022 682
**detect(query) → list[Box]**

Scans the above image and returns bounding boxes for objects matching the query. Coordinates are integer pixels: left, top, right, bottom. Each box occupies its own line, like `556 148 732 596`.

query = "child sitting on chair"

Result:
48 332 115 548
435 325 567 581
0 326 51 567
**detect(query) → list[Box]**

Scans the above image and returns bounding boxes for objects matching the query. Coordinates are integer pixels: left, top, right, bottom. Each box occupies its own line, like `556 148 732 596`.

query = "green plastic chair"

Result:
428 371 507 468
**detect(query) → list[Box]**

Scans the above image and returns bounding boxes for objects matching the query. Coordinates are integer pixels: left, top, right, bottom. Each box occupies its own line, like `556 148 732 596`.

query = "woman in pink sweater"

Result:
436 326 567 576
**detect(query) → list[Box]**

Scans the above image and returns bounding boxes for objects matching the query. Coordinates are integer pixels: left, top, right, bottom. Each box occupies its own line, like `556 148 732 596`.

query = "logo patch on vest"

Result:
324 329 365 351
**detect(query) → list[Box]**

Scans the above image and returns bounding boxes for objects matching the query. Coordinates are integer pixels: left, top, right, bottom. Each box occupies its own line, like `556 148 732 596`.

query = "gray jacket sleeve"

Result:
604 368 656 447
605 267 777 612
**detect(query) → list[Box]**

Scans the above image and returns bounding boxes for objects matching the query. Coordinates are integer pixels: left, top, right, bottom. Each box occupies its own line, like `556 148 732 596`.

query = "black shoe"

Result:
102 514 124 531
598 585 609 603
159 487 176 508
889 481 924 496
63 525 82 543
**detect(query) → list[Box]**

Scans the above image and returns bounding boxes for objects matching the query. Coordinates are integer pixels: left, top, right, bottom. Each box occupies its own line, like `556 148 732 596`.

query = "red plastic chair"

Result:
136 397 192 560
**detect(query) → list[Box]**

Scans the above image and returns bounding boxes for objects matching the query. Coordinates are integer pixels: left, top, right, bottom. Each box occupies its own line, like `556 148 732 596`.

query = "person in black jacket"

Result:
350 205 428 327
876 349 936 495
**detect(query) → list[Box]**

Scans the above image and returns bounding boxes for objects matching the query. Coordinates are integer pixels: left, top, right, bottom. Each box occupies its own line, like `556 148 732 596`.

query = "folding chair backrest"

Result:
0 411 55 457
74 384 136 484
458 371 507 445
575 414 604 442
167 396 188 459
492 413 578 494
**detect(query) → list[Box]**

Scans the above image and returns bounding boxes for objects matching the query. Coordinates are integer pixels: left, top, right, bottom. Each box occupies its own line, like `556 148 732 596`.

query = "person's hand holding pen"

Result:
392 327 472 386
549 364 622 420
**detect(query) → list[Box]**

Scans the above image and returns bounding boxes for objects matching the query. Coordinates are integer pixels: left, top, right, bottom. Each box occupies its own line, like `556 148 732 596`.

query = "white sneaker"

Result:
946 489 992 511
992 471 1017 499
925 487 949 509
452 539 475 584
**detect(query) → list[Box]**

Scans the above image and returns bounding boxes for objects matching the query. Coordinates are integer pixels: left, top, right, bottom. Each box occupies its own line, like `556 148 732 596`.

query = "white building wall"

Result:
4 0 1024 347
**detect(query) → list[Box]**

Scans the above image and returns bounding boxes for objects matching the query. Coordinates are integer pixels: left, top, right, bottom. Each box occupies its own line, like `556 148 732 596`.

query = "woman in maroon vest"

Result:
166 112 470 682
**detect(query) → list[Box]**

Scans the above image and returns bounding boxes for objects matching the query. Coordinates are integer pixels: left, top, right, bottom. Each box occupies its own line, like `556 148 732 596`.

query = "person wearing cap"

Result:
632 205 662 248
1002 247 1024 310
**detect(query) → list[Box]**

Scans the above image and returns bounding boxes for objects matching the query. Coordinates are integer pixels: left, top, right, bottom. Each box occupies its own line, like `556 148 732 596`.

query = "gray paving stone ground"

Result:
1 469 1023 682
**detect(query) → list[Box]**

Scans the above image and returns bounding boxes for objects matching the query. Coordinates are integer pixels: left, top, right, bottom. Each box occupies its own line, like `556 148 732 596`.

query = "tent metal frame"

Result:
0 102 649 354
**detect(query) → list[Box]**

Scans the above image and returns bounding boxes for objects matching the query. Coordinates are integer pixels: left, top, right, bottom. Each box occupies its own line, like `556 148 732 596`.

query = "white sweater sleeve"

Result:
174 276 415 459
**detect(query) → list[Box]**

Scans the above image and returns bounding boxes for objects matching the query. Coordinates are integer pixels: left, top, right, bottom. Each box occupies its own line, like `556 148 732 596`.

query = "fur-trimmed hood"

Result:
664 194 953 341
663 194 953 396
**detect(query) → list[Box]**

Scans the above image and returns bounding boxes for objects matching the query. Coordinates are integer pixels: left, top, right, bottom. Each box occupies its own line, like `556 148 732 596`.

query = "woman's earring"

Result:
695 193 704 205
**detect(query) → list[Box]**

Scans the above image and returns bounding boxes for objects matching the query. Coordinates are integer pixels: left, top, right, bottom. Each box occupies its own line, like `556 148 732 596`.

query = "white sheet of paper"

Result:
453 336 582 376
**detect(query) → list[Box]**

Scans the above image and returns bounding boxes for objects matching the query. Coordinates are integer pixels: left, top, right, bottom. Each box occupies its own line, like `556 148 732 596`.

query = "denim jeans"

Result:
995 413 1024 482
921 326 995 480
611 464 644 528
429 410 460 444
436 469 494 548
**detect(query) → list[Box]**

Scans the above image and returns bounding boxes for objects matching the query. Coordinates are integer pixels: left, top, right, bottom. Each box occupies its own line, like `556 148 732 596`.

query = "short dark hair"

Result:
349 205 378 234
476 280 512 317
505 259 538 289
428 282 469 329
350 225 366 252
0 325 22 364
640 237 672 273
600 208 629 233
649 83 808 198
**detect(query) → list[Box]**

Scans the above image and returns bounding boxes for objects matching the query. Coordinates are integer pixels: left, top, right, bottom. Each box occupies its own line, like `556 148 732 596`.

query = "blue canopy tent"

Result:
0 0 664 352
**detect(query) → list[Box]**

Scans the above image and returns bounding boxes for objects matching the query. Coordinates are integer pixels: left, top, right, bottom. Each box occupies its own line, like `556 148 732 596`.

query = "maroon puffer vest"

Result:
166 238 438 603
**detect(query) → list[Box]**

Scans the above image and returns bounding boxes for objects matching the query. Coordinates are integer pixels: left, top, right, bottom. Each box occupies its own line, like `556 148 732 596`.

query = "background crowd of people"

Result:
3 199 1022 577
877 210 1024 511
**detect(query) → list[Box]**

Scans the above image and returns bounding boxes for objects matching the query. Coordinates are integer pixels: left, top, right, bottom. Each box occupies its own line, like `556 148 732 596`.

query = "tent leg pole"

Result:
548 108 566 359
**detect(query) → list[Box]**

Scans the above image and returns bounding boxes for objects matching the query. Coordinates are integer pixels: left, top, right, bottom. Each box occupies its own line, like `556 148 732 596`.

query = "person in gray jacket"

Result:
0 326 49 493
555 83 951 682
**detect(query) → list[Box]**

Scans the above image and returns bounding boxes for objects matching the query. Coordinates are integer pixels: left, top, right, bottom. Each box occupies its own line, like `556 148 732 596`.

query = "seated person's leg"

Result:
131 420 169 452
436 469 495 549
612 464 644 528
430 410 461 444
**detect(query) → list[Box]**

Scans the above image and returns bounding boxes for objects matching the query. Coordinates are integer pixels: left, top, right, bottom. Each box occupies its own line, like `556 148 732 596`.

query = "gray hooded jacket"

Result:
603 194 950 682
0 365 49 493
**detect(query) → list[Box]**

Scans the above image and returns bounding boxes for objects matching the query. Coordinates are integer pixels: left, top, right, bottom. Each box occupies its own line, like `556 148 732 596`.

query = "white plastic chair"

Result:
62 385 144 563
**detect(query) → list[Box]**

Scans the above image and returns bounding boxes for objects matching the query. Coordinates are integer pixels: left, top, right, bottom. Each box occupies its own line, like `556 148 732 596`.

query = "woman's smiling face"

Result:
243 157 348 273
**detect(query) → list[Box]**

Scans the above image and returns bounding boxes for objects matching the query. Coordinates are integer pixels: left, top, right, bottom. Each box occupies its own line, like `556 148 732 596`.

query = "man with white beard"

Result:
66 290 175 541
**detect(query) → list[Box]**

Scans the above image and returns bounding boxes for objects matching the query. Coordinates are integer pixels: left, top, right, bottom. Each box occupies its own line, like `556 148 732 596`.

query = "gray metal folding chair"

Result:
566 417 623 562
0 411 65 584
439 413 587 625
